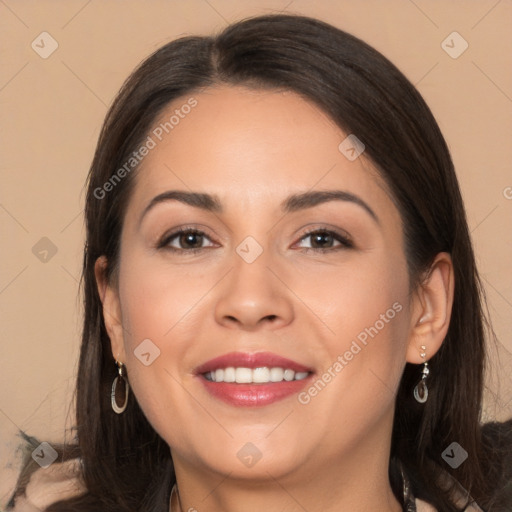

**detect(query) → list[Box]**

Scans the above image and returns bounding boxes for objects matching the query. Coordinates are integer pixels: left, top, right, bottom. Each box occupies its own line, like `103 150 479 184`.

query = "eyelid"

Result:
157 223 354 255
293 226 354 250
157 225 218 250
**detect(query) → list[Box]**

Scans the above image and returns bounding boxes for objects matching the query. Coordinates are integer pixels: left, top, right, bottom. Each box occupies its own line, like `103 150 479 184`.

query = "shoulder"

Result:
416 497 437 511
415 497 484 511
9 457 85 511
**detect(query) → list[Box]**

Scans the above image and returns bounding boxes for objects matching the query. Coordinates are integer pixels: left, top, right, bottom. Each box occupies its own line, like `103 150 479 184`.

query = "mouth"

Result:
195 352 314 407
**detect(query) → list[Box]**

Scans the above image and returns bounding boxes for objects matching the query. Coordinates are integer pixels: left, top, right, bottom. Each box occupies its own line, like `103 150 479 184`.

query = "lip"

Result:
195 351 314 407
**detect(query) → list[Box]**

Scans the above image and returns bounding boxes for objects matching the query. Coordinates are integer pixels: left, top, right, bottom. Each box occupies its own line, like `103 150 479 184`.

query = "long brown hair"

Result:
19 13 510 511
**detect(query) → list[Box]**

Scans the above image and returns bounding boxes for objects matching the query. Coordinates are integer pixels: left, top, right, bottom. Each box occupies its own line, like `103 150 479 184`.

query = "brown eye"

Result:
177 231 204 249
296 229 353 251
310 232 335 249
158 229 215 252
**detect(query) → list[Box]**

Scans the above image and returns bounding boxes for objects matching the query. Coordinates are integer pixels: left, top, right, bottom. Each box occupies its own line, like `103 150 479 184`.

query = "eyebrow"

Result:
282 190 378 223
139 189 379 226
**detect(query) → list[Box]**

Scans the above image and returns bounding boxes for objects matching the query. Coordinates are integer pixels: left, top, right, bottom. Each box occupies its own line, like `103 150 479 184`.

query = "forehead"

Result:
126 85 395 221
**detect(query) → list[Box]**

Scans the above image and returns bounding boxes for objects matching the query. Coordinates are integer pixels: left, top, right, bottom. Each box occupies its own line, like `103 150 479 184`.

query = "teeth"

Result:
223 367 235 382
205 367 310 384
270 367 284 382
235 367 252 383
253 367 270 383
283 369 295 381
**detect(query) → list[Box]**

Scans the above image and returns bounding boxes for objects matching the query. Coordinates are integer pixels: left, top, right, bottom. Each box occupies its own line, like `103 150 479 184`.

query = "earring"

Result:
111 360 130 414
413 345 429 403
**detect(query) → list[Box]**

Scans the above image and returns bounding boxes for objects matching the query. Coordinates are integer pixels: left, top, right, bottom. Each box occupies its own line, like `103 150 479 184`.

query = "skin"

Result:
96 86 454 512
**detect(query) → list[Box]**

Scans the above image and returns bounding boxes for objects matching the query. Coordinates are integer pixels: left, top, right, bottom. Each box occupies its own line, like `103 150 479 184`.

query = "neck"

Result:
171 466 402 512
170 417 402 512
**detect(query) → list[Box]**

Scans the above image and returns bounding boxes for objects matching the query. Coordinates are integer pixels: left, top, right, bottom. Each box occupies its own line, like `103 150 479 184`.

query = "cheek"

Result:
294 249 409 348
294 255 410 421
114 254 222 442
118 249 221 359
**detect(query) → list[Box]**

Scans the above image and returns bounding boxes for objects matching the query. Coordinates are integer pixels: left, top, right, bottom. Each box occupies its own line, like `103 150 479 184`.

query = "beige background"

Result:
1 0 511 504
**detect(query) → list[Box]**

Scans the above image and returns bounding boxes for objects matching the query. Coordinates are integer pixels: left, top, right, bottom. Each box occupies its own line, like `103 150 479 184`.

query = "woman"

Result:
8 13 511 512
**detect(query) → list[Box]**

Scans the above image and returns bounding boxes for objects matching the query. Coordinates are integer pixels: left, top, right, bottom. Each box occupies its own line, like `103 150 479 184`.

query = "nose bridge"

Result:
213 237 294 329
232 239 273 291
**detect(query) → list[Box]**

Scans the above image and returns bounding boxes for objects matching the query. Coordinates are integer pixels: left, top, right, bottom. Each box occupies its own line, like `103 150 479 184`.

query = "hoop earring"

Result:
413 345 429 403
111 361 130 414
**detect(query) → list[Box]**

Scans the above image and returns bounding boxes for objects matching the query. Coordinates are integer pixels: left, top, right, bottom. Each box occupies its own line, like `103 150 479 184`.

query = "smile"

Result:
195 352 314 406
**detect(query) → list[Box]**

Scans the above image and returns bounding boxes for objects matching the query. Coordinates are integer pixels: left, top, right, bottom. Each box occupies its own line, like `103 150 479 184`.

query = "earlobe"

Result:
406 252 454 364
94 256 126 362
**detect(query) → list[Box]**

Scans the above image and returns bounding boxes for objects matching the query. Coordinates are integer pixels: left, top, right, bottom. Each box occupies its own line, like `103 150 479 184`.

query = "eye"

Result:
157 227 353 254
158 228 216 253
295 228 353 252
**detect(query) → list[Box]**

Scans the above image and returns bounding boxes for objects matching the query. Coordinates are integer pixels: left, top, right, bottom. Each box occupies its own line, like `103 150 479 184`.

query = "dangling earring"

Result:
413 345 429 403
111 360 130 414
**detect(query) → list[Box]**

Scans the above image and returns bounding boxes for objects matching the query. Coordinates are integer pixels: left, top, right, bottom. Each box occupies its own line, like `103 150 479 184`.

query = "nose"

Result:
214 250 295 331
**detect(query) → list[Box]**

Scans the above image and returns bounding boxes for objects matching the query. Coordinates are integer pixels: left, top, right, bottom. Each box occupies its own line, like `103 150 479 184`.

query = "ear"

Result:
94 256 126 363
406 252 455 363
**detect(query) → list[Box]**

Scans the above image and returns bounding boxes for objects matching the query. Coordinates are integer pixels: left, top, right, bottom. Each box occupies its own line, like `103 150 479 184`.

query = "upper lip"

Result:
195 351 314 375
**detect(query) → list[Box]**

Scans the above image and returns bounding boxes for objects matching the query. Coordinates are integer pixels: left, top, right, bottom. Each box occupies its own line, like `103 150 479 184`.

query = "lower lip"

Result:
199 376 312 407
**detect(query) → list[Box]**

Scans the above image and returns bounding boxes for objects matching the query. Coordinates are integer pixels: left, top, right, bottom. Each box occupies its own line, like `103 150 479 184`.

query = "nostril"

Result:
222 314 279 326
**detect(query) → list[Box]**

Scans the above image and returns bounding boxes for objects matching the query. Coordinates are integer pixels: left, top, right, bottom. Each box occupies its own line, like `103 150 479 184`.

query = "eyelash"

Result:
297 227 354 252
157 226 354 254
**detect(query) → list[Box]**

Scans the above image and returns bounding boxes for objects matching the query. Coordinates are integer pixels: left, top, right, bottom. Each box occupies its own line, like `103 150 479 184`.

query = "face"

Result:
101 85 420 484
